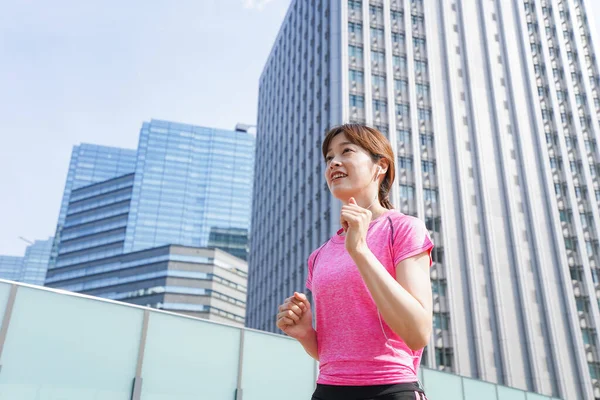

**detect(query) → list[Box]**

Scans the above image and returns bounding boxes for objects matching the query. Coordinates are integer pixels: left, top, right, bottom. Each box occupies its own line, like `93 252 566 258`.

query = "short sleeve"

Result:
390 214 434 266
306 250 317 291
305 243 326 291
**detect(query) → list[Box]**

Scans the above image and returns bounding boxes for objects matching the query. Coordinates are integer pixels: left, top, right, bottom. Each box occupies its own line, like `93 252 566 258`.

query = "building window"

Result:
541 109 552 120
392 32 405 48
373 99 387 114
348 22 363 36
369 5 384 22
349 69 364 85
418 108 432 122
416 83 430 98
559 209 571 223
393 55 408 72
422 160 435 173
398 157 413 170
348 0 362 12
395 80 408 94
415 60 428 75
424 188 438 203
396 103 410 118
391 10 403 25
349 45 364 63
372 74 386 90
432 280 446 296
350 94 365 108
420 133 434 148
589 362 600 380
400 184 415 199
554 183 562 195
433 312 450 330
413 37 426 53
371 27 384 45
436 348 453 368
371 50 385 67
411 14 424 26
398 129 411 144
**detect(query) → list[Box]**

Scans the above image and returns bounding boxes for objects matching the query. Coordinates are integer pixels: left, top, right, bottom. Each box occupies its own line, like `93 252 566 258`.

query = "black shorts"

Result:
311 381 428 400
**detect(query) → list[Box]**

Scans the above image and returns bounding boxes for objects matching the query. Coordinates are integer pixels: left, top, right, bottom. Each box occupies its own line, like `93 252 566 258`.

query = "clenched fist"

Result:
276 292 313 339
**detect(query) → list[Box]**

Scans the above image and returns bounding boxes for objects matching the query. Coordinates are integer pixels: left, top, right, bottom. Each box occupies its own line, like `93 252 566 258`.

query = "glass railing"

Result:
0 279 561 400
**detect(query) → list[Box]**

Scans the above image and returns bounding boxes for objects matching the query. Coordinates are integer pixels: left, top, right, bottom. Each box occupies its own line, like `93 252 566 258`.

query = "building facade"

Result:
46 245 247 326
123 120 254 260
247 1 600 399
19 238 54 286
0 256 25 282
46 119 254 326
0 238 53 286
48 144 137 271
53 173 135 273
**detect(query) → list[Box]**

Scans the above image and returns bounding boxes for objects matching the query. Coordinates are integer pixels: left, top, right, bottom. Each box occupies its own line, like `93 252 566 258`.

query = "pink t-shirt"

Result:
306 209 434 386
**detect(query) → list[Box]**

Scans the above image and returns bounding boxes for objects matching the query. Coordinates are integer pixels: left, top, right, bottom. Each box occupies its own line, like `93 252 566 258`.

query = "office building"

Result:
48 144 137 270
0 256 25 282
46 119 254 326
46 245 247 326
247 1 600 398
124 120 254 259
0 238 53 286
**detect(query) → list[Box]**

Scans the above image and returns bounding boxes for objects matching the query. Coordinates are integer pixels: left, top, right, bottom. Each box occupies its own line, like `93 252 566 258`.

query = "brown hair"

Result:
322 124 395 209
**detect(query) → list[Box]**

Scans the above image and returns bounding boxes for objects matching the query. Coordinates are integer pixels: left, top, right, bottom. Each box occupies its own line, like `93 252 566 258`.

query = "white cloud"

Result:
243 0 277 10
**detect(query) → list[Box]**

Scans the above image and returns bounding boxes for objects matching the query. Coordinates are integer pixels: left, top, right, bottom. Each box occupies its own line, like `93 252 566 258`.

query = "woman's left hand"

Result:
341 197 372 254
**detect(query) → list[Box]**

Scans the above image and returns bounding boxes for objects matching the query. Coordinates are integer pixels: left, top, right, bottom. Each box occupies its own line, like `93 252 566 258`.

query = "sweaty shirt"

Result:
306 209 434 386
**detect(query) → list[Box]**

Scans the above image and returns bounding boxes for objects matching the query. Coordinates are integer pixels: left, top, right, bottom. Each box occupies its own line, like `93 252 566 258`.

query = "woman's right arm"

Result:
276 292 319 361
297 327 319 361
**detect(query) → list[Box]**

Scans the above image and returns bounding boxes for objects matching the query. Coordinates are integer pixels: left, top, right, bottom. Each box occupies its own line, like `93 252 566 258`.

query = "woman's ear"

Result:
378 159 390 175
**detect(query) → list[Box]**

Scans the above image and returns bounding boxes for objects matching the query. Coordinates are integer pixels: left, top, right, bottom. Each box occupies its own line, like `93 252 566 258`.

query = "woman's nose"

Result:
330 158 341 167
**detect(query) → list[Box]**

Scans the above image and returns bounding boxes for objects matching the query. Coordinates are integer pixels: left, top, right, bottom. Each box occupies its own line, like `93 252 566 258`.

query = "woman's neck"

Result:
369 204 389 220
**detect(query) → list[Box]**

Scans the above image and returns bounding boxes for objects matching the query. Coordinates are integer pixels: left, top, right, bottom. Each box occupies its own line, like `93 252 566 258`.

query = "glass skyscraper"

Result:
124 120 254 260
45 119 254 325
53 174 135 271
48 144 137 270
0 256 24 282
248 0 600 399
19 238 54 285
0 237 53 286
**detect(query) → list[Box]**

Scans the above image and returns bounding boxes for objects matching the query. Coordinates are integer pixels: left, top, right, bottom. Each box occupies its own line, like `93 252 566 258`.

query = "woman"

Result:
276 124 433 400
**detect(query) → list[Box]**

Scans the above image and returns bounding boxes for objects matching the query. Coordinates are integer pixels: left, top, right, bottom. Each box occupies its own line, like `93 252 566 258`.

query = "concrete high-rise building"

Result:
46 244 248 326
45 119 254 325
0 237 53 286
247 1 600 399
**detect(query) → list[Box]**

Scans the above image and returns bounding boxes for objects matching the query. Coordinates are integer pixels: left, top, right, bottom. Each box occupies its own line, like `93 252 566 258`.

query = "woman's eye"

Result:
343 148 352 153
325 156 333 162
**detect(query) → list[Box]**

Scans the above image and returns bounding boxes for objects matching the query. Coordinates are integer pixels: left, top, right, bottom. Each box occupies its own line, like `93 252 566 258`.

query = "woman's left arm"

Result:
341 198 433 350
350 248 433 351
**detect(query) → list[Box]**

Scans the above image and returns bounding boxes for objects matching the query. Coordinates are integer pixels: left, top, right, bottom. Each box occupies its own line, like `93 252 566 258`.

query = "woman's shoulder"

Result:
308 239 331 265
382 210 430 243
385 209 425 227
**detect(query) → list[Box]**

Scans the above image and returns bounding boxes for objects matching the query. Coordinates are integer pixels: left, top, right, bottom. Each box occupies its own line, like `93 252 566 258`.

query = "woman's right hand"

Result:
276 292 313 339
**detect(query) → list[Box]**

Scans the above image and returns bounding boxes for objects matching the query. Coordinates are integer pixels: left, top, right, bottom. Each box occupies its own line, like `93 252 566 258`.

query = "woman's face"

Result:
324 132 381 200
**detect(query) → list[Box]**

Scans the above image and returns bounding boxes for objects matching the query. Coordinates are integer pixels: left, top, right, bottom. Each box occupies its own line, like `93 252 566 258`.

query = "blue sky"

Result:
0 0 290 255
2 1 600 256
